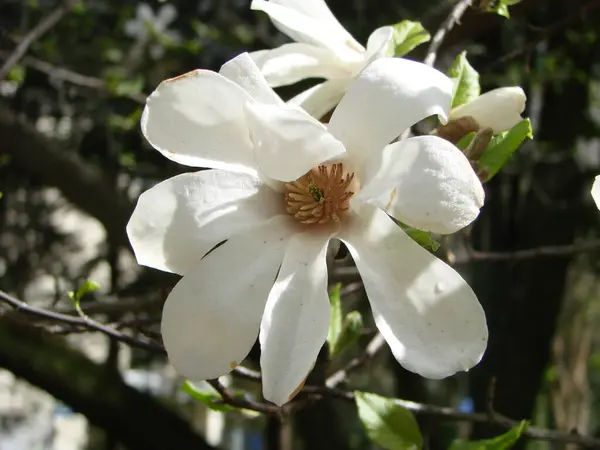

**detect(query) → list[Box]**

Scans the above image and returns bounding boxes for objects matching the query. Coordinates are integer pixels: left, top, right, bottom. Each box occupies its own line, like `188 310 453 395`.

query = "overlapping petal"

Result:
251 0 363 61
288 79 348 120
260 225 336 405
592 175 600 209
219 52 284 106
356 135 484 234
339 204 488 379
161 215 295 381
249 44 351 88
450 87 526 133
126 170 284 275
364 26 395 61
244 102 346 181
328 58 453 167
142 70 256 172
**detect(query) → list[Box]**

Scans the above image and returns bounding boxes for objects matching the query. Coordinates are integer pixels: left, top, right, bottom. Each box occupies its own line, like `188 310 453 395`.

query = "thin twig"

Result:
0 0 78 80
425 0 473 66
325 333 386 388
207 379 279 415
300 386 600 448
450 240 600 264
0 290 164 353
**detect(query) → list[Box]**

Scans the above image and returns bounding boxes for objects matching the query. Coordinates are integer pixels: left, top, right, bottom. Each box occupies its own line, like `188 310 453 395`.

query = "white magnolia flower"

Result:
592 175 600 209
450 87 527 133
127 53 488 406
250 0 396 119
125 3 180 59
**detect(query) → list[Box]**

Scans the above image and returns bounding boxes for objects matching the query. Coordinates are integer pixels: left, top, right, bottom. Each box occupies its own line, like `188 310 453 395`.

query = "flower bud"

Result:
450 87 526 133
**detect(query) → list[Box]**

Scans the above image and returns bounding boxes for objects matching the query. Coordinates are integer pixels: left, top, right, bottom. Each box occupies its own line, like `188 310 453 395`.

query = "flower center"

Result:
284 163 355 225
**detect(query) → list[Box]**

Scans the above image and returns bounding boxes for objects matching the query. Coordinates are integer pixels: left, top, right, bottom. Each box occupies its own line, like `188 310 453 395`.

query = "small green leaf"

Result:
68 280 100 306
391 20 430 57
447 52 480 108
480 0 522 18
182 381 233 412
330 311 364 359
478 118 533 181
327 283 343 356
403 227 440 252
449 421 529 450
0 192 3 199
7 65 25 84
355 392 422 450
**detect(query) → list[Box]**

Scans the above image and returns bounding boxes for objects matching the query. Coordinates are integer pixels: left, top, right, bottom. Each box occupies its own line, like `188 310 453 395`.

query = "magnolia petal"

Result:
364 26 395 61
288 79 348 120
339 204 488 379
219 52 284 106
450 87 527 133
260 225 337 405
142 70 256 172
249 44 350 88
251 0 363 62
328 58 453 167
264 0 362 51
244 102 347 181
357 135 484 234
592 175 600 210
161 215 295 381
126 170 284 275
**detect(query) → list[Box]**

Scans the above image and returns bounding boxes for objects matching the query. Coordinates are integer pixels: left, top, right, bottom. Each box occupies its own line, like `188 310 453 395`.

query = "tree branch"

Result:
424 0 472 66
0 290 163 352
0 0 78 79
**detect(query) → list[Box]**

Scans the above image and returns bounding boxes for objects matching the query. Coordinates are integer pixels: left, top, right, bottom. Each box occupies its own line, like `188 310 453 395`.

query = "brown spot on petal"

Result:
288 377 307 402
230 361 238 370
165 70 199 82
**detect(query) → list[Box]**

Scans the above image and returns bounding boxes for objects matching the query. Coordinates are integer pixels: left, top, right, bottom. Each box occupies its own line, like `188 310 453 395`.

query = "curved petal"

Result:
249 44 350 88
142 69 256 172
328 58 453 167
357 136 484 234
126 170 284 275
450 87 527 133
161 215 295 381
288 79 348 120
220 52 284 106
251 0 363 62
592 175 600 209
244 102 347 181
260 225 337 405
365 26 395 61
264 0 362 51
137 3 154 22
339 204 488 379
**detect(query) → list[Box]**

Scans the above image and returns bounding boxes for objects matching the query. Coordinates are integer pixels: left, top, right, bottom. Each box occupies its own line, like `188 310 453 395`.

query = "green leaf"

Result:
391 20 431 57
480 0 522 18
478 118 533 181
327 283 343 356
7 65 25 84
68 280 100 307
447 51 480 108
182 381 233 412
355 392 422 450
449 421 528 450
330 311 364 359
403 227 440 252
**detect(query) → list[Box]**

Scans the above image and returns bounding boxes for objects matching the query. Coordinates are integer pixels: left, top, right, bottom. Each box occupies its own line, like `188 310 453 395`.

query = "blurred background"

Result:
1 0 600 449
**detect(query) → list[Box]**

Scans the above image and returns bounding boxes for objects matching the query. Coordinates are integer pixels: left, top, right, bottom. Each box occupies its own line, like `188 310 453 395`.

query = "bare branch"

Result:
424 0 472 66
451 240 600 264
0 0 78 79
0 290 163 352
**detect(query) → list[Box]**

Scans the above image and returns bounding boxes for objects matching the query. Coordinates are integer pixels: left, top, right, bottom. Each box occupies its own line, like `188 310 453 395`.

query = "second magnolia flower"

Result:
127 53 488 406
